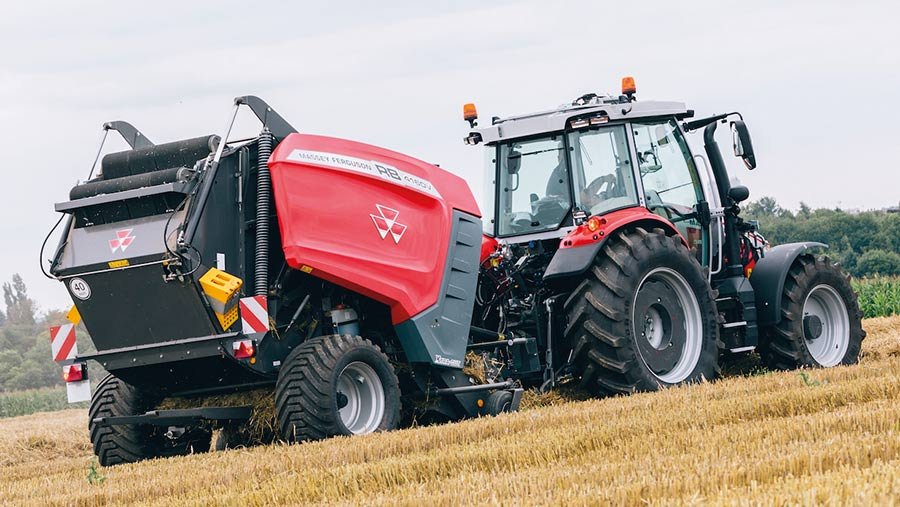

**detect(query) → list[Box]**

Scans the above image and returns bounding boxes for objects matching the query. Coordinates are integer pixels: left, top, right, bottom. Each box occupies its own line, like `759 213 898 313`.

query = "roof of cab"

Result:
475 95 690 144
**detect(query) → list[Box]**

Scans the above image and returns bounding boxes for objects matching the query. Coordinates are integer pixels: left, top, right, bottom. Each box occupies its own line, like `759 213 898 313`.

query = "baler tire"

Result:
88 374 160 467
563 227 721 396
275 335 401 444
758 254 865 369
485 390 514 415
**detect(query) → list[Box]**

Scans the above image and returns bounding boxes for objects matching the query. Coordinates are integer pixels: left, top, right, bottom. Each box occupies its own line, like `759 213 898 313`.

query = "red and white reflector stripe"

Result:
50 324 78 362
240 296 270 335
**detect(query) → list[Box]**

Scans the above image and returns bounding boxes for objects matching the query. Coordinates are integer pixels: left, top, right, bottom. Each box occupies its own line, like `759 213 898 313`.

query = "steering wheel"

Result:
581 174 617 207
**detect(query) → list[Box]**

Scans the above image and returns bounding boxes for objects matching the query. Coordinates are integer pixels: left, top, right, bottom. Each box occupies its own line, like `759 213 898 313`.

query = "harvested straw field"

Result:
2 316 899 506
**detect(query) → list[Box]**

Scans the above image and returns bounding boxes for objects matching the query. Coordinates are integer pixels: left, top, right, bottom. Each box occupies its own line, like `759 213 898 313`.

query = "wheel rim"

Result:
336 361 385 434
632 267 704 384
802 285 850 367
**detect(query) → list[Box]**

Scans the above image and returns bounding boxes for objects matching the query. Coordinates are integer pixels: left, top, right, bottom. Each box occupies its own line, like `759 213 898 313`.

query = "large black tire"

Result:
275 335 401 443
89 375 212 466
564 227 721 395
759 254 865 369
88 374 160 467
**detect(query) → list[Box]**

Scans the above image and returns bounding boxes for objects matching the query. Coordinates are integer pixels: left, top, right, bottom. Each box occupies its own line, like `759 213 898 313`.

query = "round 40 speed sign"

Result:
69 277 91 301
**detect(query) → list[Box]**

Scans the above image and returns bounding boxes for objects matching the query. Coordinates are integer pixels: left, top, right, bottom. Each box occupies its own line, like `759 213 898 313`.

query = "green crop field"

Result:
0 386 87 419
853 276 900 318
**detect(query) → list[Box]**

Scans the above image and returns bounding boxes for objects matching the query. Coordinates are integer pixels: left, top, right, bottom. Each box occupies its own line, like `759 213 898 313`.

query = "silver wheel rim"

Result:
336 361 385 434
802 285 850 367
633 267 704 384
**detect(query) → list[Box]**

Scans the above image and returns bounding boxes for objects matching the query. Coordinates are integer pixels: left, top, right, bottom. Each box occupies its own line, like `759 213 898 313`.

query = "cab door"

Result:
631 119 709 265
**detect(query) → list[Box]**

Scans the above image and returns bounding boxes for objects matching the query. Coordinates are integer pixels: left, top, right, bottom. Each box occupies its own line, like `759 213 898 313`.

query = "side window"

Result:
568 125 638 216
496 137 570 237
633 119 706 260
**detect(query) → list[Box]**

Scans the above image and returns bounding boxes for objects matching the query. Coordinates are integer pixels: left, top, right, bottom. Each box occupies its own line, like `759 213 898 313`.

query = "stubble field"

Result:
1 316 899 506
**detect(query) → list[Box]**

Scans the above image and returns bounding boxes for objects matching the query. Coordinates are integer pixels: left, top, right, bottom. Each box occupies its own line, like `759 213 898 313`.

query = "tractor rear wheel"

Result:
88 374 160 467
758 255 864 369
275 334 401 443
564 228 720 395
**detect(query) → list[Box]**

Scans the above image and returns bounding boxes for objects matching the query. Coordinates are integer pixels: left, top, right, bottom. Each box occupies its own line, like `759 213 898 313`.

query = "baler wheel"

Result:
88 374 160 467
758 255 864 369
485 390 514 415
564 227 721 396
275 334 401 443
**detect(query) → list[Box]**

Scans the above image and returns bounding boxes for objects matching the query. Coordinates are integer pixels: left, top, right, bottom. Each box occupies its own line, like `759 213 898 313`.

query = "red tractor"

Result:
46 80 863 466
463 78 863 396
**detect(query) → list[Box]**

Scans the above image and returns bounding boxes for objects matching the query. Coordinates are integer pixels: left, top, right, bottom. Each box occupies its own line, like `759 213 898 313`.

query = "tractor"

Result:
463 77 863 398
45 80 863 466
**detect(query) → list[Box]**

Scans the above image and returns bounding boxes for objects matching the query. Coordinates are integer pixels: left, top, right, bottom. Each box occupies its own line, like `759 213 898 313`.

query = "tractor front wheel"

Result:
564 227 721 396
758 254 864 369
275 334 401 443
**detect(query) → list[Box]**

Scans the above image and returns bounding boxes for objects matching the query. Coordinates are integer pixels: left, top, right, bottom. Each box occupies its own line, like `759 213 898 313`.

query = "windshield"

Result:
496 135 571 236
491 126 639 237
568 125 639 216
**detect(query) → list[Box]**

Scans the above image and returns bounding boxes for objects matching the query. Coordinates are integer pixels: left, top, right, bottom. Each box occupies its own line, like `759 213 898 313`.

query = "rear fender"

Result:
749 242 827 325
543 207 685 281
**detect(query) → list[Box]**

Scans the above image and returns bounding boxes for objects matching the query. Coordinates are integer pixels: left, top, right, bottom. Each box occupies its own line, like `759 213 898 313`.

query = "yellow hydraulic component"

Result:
199 268 243 330
66 306 82 326
200 268 243 305
216 304 240 331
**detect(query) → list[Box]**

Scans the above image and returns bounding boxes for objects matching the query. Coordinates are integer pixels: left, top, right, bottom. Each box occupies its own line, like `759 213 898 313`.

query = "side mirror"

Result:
731 120 756 170
729 185 750 204
507 151 521 174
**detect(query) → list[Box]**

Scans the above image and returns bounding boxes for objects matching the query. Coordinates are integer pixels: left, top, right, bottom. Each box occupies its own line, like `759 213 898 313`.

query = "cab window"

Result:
567 125 638 216
633 119 706 260
496 136 570 237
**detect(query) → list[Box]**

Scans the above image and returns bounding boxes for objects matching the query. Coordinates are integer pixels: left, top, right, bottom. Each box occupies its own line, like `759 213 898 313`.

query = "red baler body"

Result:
269 133 480 324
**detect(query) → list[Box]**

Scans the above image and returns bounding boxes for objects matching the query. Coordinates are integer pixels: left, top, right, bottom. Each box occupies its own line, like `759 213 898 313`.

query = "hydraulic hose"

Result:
254 130 274 296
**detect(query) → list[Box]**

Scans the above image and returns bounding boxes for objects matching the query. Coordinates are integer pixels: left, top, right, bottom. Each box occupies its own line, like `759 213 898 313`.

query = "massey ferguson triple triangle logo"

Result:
109 229 136 253
370 205 407 244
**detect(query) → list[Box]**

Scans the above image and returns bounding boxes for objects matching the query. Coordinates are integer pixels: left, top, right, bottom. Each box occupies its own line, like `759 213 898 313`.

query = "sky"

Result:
1 0 898 311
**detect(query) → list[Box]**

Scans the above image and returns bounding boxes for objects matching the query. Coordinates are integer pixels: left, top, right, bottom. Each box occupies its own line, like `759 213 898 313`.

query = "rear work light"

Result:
62 364 84 383
233 339 256 359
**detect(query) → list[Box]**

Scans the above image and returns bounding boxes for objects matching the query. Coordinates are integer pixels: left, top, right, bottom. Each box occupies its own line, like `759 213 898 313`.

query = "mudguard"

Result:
543 207 685 281
749 242 827 325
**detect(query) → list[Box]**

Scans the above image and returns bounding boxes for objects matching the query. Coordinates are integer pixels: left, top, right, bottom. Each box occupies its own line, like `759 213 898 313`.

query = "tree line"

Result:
743 197 900 277
0 275 69 392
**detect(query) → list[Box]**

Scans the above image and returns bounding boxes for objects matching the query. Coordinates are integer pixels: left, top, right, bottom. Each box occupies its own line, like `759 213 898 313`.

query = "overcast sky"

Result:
1 0 898 311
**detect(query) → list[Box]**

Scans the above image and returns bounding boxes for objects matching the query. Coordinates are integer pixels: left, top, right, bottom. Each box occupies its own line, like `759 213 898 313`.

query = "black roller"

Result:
101 135 219 180
70 168 187 200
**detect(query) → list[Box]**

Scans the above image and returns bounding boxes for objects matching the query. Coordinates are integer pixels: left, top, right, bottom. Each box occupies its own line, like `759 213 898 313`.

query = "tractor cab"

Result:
466 79 715 265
